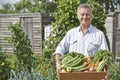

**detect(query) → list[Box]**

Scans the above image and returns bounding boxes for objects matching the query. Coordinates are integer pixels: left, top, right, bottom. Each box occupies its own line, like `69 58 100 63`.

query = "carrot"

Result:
89 62 96 67
94 61 99 68
95 61 99 66
85 62 95 69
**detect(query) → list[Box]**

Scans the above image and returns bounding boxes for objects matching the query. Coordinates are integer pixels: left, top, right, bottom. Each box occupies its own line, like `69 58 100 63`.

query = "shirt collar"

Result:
78 25 93 33
88 25 93 32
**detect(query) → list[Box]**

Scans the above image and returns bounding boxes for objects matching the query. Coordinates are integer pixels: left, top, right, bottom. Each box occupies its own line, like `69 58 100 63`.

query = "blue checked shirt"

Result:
54 25 109 57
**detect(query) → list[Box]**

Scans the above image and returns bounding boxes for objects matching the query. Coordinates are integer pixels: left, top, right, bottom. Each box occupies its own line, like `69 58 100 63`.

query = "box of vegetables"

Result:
59 50 112 80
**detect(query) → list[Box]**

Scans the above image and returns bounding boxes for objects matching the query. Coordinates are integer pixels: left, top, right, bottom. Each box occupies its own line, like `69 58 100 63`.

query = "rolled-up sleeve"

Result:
53 33 70 56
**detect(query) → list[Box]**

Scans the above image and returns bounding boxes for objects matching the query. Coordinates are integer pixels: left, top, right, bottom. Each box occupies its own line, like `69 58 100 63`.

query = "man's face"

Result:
77 8 92 26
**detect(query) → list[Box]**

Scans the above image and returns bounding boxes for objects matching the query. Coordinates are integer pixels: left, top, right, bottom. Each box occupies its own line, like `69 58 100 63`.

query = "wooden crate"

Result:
59 72 106 80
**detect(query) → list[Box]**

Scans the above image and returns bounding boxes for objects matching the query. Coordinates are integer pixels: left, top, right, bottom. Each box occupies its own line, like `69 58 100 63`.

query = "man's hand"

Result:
56 62 61 76
102 76 108 80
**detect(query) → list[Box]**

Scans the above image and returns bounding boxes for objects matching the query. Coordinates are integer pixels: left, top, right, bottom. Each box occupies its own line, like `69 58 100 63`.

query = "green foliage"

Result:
0 49 11 80
0 3 14 14
94 0 120 13
38 0 57 13
8 68 47 80
6 54 58 80
0 0 57 13
109 62 120 80
0 0 119 14
13 0 33 13
7 23 34 72
36 57 58 80
80 0 120 13
6 23 58 79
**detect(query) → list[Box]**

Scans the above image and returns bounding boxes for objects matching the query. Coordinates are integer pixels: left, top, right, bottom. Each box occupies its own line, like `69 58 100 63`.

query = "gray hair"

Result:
77 4 92 14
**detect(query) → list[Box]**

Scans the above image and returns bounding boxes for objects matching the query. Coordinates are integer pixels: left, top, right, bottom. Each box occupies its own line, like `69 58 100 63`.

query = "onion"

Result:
89 67 95 72
61 69 66 73
66 67 72 72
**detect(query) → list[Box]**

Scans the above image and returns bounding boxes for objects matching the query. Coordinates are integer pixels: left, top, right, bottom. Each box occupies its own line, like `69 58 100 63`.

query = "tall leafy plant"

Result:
43 0 80 59
7 23 58 80
7 23 34 72
109 62 120 80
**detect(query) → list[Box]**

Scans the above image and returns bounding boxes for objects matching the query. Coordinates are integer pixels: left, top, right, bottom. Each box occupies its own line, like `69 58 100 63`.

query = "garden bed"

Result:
59 71 106 80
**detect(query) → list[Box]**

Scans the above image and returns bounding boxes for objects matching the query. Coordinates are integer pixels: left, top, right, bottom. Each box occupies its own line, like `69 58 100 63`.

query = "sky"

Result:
0 0 20 8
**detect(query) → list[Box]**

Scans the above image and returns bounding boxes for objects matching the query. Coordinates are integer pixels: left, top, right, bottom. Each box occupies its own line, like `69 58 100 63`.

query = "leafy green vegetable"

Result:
93 50 113 63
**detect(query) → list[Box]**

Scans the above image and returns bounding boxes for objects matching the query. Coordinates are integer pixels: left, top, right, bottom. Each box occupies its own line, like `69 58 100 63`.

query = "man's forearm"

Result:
55 54 61 65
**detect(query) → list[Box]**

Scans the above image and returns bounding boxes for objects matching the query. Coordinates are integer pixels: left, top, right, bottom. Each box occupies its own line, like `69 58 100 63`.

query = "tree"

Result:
79 0 120 13
95 0 120 13
36 0 57 13
0 0 57 13
13 0 33 13
0 0 119 14
0 3 14 14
